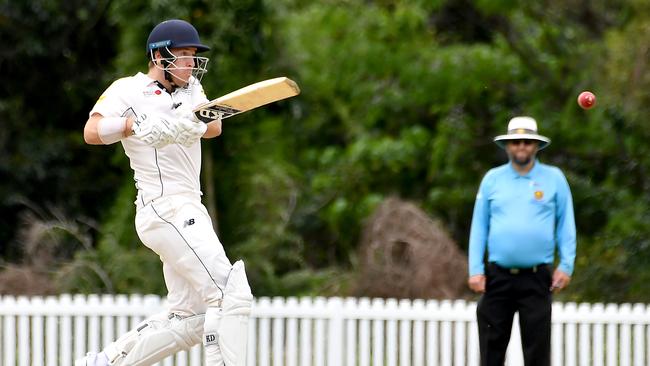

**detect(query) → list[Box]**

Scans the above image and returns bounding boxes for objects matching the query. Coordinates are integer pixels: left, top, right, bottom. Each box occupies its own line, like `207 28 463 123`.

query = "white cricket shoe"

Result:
75 351 109 366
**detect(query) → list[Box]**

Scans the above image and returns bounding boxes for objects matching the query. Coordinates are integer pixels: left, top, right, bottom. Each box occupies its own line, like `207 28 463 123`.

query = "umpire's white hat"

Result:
494 116 551 150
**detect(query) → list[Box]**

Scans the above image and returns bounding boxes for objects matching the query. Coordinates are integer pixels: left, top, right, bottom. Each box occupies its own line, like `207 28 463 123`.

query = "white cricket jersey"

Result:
90 72 210 206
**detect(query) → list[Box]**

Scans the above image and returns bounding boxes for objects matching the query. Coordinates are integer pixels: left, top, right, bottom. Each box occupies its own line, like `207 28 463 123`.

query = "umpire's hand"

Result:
468 275 486 293
550 269 571 292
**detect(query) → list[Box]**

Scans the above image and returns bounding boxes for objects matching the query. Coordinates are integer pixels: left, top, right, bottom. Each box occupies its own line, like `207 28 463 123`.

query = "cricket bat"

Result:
193 77 300 122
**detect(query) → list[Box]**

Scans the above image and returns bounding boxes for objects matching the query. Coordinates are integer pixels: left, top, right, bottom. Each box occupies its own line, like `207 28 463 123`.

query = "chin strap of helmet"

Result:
152 47 179 93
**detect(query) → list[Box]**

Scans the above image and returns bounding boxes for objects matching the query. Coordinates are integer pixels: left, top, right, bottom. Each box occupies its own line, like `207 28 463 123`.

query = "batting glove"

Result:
175 118 208 147
132 114 180 149
173 105 201 123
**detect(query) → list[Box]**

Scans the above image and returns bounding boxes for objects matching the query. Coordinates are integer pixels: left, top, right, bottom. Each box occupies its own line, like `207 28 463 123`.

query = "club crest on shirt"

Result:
534 190 544 200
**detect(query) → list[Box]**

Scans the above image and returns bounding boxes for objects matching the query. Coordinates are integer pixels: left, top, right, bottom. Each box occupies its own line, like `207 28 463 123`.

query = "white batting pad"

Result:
105 312 204 366
218 260 253 366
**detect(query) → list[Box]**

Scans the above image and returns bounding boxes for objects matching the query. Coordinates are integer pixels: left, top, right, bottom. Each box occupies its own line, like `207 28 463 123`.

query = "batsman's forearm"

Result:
84 115 133 145
125 117 134 136
203 120 222 139
83 115 104 144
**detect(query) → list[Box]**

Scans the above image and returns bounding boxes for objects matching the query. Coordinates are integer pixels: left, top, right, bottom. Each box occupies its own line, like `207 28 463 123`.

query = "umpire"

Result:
467 116 577 366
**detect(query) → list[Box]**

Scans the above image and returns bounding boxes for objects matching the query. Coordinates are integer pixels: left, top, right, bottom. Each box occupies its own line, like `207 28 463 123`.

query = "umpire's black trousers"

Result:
477 263 552 366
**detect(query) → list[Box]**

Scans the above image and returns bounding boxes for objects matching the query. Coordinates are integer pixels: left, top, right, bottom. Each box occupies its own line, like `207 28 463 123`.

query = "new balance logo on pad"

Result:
184 218 195 227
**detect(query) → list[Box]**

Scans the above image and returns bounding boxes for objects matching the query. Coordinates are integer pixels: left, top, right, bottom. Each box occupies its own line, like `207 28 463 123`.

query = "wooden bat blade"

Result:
193 77 300 122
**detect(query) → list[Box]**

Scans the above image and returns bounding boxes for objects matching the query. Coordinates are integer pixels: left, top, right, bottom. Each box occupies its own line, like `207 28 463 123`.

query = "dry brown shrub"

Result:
355 197 470 299
0 207 94 295
0 264 57 295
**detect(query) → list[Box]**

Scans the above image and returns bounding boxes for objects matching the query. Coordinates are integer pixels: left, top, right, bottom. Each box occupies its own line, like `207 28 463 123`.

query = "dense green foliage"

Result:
2 0 650 302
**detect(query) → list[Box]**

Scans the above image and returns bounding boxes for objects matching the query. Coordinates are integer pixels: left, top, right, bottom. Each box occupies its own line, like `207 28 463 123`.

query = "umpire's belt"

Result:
489 262 549 275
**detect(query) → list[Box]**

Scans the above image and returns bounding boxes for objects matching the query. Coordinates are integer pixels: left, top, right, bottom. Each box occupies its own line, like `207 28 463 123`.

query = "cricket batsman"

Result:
75 19 253 366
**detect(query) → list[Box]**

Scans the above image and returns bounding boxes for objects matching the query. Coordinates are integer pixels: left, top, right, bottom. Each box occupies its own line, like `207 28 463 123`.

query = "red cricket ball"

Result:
577 91 596 110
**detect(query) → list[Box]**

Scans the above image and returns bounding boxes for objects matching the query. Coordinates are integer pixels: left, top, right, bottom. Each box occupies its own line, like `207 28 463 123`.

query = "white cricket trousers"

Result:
135 193 232 315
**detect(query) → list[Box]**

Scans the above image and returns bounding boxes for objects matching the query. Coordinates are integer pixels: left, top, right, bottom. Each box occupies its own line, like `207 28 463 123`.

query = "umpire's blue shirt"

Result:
468 160 576 277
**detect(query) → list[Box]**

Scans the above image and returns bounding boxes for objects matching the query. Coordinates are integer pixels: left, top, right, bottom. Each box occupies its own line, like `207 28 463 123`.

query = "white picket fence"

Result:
1 295 650 366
